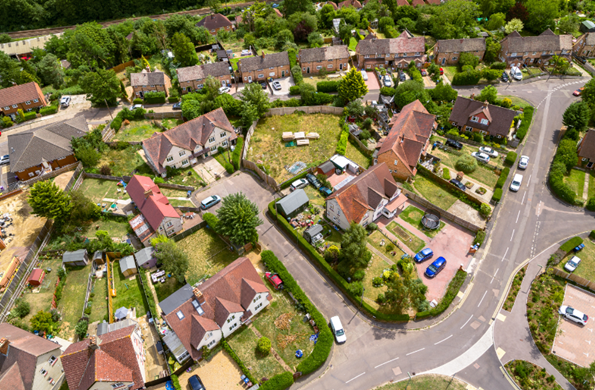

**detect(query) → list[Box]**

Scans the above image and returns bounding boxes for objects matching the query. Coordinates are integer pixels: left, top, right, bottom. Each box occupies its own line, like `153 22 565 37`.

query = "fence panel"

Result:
172 221 207 242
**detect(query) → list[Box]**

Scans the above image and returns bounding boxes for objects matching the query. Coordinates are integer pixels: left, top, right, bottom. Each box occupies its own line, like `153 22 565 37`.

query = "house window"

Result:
583 157 589 162
269 67 274 70
480 119 488 125
269 72 275 77
197 84 204 89
253 295 260 302
176 310 185 320
222 141 228 147
182 159 189 166
230 323 238 330
209 137 215 143
3 107 8 110
179 151 186 156
166 156 174 162
111 384 126 389
327 64 333 68
532 52 536 55
542 51 547 55
49 356 57 365
227 315 236 323
220 132 226 138
28 172 34 177
366 64 371 69
511 52 517 57
471 116 479 122
255 302 263 310
465 126 473 131
386 54 390 58
258 74 264 78
11 105 17 108
394 160 398 166
365 55 370 58
329 203 334 211
33 99 39 103
452 57 457 61
25 101 30 105
302 67 306 71
210 146 217 151
40 369 47 376
317 66 322 70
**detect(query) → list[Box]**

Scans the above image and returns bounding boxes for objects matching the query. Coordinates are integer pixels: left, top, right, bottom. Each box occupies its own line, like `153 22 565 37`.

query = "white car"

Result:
219 86 231 94
60 96 71 107
360 70 368 81
131 104 143 110
518 155 530 170
272 81 282 90
330 316 346 344
559 305 588 326
241 49 252 56
471 152 490 163
509 173 523 192
0 155 9 165
479 146 499 158
510 66 523 81
564 256 581 273
290 178 308 191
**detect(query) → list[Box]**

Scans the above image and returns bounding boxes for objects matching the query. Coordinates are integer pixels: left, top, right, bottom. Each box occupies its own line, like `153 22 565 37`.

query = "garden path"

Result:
583 172 589 201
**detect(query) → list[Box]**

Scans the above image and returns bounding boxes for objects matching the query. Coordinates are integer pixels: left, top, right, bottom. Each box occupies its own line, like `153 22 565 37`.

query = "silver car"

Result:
290 178 308 191
479 146 498 158
471 152 490 163
559 305 588 326
518 155 529 169
564 256 581 273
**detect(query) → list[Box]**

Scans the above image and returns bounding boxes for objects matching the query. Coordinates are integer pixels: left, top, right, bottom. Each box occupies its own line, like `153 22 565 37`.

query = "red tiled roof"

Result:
190 315 219 349
449 97 516 138
196 13 232 30
338 0 362 8
0 363 26 390
0 82 45 109
397 0 409 5
411 0 425 6
126 175 179 231
579 129 595 161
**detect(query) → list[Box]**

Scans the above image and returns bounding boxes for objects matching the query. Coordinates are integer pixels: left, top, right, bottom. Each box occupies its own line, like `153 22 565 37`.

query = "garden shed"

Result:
27 268 45 286
581 20 595 33
317 161 336 177
303 224 324 244
276 189 310 218
62 249 89 267
119 255 137 277
134 247 157 269
93 251 104 265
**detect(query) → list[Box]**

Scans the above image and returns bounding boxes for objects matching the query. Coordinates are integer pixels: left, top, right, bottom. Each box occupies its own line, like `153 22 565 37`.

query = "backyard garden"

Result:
398 205 445 239
111 260 149 317
17 257 63 326
112 119 166 142
57 264 93 340
386 221 426 253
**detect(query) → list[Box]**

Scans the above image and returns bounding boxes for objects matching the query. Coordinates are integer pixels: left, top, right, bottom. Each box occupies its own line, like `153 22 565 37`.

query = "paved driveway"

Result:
193 157 227 184
364 71 380 90
271 76 295 96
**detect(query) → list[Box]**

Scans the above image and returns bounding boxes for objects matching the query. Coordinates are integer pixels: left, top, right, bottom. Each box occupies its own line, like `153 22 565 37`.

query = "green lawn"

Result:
154 277 185 303
98 146 154 177
303 185 326 207
349 37 357 51
431 147 501 188
113 119 165 142
82 219 131 240
501 96 533 109
563 169 586 199
376 374 466 390
165 167 204 188
386 222 426 253
79 178 128 205
589 171 595 201
556 238 595 282
361 254 390 309
413 175 458 210
346 141 372 169
162 118 183 129
214 152 232 169
442 66 458 81
367 230 405 260
112 263 149 317
177 228 240 285
227 326 286 380
58 265 92 340
398 206 445 239
20 257 62 324
88 276 108 323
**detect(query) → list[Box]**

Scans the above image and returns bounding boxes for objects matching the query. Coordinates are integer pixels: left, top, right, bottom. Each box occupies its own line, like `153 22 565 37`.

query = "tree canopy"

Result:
28 181 72 221
154 240 189 282
338 68 368 103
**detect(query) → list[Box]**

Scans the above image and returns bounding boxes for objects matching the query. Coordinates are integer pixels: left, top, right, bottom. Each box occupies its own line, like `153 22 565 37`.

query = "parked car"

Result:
241 49 252 56
471 152 490 163
0 155 9 165
131 104 143 110
272 81 282 90
574 243 585 252
439 67 444 75
421 69 428 76
383 75 392 87
414 248 434 263
510 66 522 81
306 173 321 188
450 179 467 191
172 102 181 110
259 81 267 89
399 71 406 81
573 87 585 96
330 316 346 344
265 272 283 290
290 178 308 191
509 173 523 192
200 195 221 210
219 86 231 94
425 257 447 278
320 186 333 197
501 71 509 82
479 146 499 158
445 139 463 150
60 96 71 107
360 70 368 81
518 155 529 170
559 305 588 326
188 375 206 390
564 256 581 273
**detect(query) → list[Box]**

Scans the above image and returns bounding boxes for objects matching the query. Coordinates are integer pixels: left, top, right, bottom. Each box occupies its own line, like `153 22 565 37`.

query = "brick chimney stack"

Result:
144 189 152 199
88 336 100 350
193 288 206 304
261 51 265 59
0 338 9 355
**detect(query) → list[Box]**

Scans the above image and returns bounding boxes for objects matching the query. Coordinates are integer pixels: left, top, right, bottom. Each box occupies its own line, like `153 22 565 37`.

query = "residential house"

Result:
196 14 233 35
8 115 89 181
425 0 441 4
396 0 409 5
177 62 232 94
276 189 310 218
449 97 517 139
411 0 425 6
130 70 171 99
355 31 426 70
128 214 155 245
142 108 237 176
61 326 145 390
62 250 89 267
238 51 291 83
298 46 350 74
326 163 402 230
574 33 595 58
376 100 436 180
126 175 183 237
120 255 137 277
134 247 157 269
578 129 595 169
338 0 362 9
0 323 65 390
434 38 486 66
499 29 572 68
159 257 271 362
0 82 46 121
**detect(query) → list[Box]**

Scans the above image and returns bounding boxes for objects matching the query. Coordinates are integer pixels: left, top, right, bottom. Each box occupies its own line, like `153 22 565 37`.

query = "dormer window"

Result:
480 119 488 125
471 116 479 122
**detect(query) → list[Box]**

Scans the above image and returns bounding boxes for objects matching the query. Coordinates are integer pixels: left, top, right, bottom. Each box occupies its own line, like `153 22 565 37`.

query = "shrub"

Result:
317 81 339 93
232 136 244 170
291 65 303 84
100 165 112 175
516 106 534 141
40 106 58 116
380 86 395 96
133 98 143 104
474 230 486 246
336 129 349 155
560 236 584 253
367 222 378 231
111 117 123 131
289 85 301 95
143 91 166 104
452 69 481 85
203 212 220 230
492 188 503 202
479 203 491 218
224 162 234 174
442 169 451 180
352 270 365 281
171 374 182 390
168 96 180 103
504 151 517 167
12 299 30 318
587 197 595 211
154 177 164 184
490 62 507 70
23 112 37 121
257 337 271 355
75 319 88 339
1 116 13 128
455 155 478 173
259 372 294 390
590 230 595 240
372 277 383 287
495 167 510 189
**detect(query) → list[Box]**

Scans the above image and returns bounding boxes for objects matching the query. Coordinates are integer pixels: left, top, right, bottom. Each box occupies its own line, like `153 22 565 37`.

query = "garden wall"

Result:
551 268 595 292
145 111 183 120
265 106 344 116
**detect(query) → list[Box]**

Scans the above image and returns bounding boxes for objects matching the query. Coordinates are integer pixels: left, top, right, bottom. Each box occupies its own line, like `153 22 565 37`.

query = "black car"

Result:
399 71 406 81
172 102 181 110
306 173 321 188
259 81 267 89
188 375 206 390
445 139 462 150
450 179 466 191
501 71 509 82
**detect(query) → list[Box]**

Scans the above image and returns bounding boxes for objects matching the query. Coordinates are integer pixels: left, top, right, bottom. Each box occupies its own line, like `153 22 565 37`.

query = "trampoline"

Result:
421 211 441 230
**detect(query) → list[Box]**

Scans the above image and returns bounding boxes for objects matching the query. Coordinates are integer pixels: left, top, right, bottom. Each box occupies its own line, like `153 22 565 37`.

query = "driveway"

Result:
193 157 227 184
271 76 295 96
364 71 380 90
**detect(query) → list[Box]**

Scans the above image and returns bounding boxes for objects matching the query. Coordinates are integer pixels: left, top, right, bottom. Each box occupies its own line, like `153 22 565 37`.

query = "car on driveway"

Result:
306 173 321 188
219 86 231 94
131 104 143 110
509 173 523 192
445 139 463 150
200 195 221 210
383 75 392 87
421 69 427 76
472 152 490 163
450 179 467 191
320 186 333 196
518 155 529 169
60 96 71 107
574 87 585 96
0 155 9 165
259 81 267 89
564 256 581 273
265 272 283 290
559 305 588 326
510 66 522 81
479 146 499 158
501 71 509 82
172 102 181 110
425 256 446 278
414 248 434 263
290 178 308 191
399 71 406 81
188 375 206 390
272 80 282 90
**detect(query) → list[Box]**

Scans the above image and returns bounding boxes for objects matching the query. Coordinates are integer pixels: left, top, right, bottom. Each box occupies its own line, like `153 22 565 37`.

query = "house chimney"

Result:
483 100 488 108
88 336 100 350
144 189 152 199
0 338 9 355
470 93 475 100
261 51 265 59
193 288 206 304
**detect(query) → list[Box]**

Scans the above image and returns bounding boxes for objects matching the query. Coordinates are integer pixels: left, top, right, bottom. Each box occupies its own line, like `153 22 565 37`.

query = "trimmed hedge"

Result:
40 106 58 116
490 62 507 70
133 98 143 104
279 170 309 190
416 270 467 319
560 236 584 253
259 372 295 390
23 112 37 121
504 151 517 167
492 188 503 202
587 197 595 211
515 106 534 141
452 69 481 85
380 86 395 96
473 230 486 246
289 85 301 95
144 91 166 104
316 81 339 93
222 339 259 384
171 374 182 390
224 162 234 174
168 96 180 103
112 117 123 131
590 230 595 240
232 136 244 170
442 169 451 180
261 250 333 375
336 128 349 155
495 167 510 189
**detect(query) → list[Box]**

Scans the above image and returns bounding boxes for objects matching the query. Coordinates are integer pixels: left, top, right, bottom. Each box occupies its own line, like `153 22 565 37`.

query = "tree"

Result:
346 99 365 117
507 2 529 22
458 52 479 70
283 0 314 16
204 75 221 100
68 190 101 225
481 68 502 82
35 53 64 88
557 15 580 35
75 319 88 339
12 299 30 318
257 337 271 355
429 83 458 103
477 85 498 104
320 4 336 28
275 29 294 50
340 223 372 269
28 181 72 221
486 13 506 31
338 68 368 103
30 311 55 334
393 80 427 109
215 193 262 246
525 0 559 34
550 55 569 75
308 32 324 48
581 78 595 115
0 34 11 43
80 68 121 106
0 52 21 88
484 37 502 63
243 33 256 49
154 240 189 282
171 32 199 67
240 82 270 118
563 102 591 132
504 18 524 34
479 0 514 17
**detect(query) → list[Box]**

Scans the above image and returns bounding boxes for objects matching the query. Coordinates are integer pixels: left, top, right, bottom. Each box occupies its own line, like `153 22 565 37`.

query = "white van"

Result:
330 316 346 344
360 70 368 81
510 173 523 192
510 66 523 81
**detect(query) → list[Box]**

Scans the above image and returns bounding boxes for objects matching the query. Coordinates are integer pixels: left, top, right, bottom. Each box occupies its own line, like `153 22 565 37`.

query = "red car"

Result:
574 87 585 96
265 272 283 290
439 67 444 75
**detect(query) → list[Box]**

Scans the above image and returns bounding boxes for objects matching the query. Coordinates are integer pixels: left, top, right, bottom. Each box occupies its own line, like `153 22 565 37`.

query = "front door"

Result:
139 91 144 98
282 70 285 77
248 76 252 82
339 63 343 70
441 58 446 65
307 67 310 74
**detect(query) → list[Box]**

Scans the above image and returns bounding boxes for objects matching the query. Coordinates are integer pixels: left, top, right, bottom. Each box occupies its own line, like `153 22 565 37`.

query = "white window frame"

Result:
220 131 226 138
316 66 322 70
327 64 333 68
209 137 215 143
11 104 17 108
471 116 479 122
181 159 189 166
166 156 174 162
179 150 186 156
269 72 275 77
465 126 473 131
25 101 30 105
480 119 488 125
258 74 264 78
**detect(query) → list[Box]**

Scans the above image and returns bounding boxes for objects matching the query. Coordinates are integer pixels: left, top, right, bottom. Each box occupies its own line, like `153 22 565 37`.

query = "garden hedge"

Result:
587 197 595 211
224 162 234 174
560 236 584 253
111 117 123 131
232 136 244 170
203 212 219 230
495 167 510 189
316 81 339 93
133 98 143 104
590 230 595 240
416 270 467 319
23 112 37 121
492 188 503 202
279 170 310 190
490 62 507 70
259 372 294 390
171 375 182 390
452 69 481 85
261 250 333 375
222 339 258 384
336 128 349 155
144 91 166 104
473 230 486 246
40 106 58 116
504 151 517 167
442 169 451 180
515 107 534 141
168 96 180 103
289 85 301 95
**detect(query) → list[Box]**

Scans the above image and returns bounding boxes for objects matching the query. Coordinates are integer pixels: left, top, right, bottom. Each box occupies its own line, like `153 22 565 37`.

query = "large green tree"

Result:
0 52 21 88
338 68 368 103
30 311 56 334
283 0 314 16
28 181 72 221
563 102 591 133
171 32 199 67
80 68 121 106
154 240 189 282
36 54 65 88
525 0 559 34
340 223 372 269
240 82 270 118
215 193 262 246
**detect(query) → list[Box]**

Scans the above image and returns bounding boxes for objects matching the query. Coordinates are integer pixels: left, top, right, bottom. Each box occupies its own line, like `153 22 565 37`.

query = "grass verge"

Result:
386 222 426 253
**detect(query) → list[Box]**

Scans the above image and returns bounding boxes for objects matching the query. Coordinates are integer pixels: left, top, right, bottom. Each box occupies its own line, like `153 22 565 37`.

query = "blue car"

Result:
425 256 447 278
320 186 333 197
414 248 433 263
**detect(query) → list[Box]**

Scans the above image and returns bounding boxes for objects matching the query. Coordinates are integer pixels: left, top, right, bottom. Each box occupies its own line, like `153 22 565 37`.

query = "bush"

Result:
23 112 37 121
111 117 123 131
40 106 58 116
490 62 507 70
100 165 112 175
168 96 180 103
143 91 166 104
336 129 349 155
12 299 30 318
504 151 517 167
1 116 13 128
203 212 220 230
516 107 534 141
259 372 294 390
75 319 88 339
171 374 182 390
455 155 478 173
590 230 595 240
452 69 481 85
560 236 584 253
473 230 486 246
257 337 271 355
416 270 467 318
289 85 301 95
222 339 259 384
291 65 303 84
133 98 143 104
352 270 365 281
224 162 234 174
317 81 339 93
479 203 491 218
492 188 503 202
495 167 510 189
367 222 378 231
586 197 595 211
232 136 244 170
442 169 451 180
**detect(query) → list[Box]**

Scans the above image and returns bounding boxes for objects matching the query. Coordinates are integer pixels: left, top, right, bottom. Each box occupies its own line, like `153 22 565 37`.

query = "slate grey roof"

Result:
96 322 108 336
318 161 335 174
304 224 323 238
299 46 350 63
62 249 87 264
503 29 572 53
160 284 194 315
130 71 166 87
134 247 155 267
437 38 485 53
276 189 309 216
177 62 230 83
120 255 136 273
239 52 290 72
9 115 89 173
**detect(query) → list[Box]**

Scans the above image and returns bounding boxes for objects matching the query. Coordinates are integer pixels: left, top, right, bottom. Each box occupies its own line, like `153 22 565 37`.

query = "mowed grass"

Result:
98 146 154 177
303 185 325 207
361 254 390 309
375 374 466 390
557 238 595 282
112 263 148 317
563 169 586 199
501 95 533 109
589 171 595 201
82 219 130 240
88 276 108 323
154 277 185 303
177 228 239 285
246 113 369 183
162 118 183 129
20 257 62 324
227 326 286 380
398 206 445 239
367 230 405 260
58 265 92 340
386 222 425 253
79 178 128 204
431 147 500 188
413 175 458 210
113 119 165 142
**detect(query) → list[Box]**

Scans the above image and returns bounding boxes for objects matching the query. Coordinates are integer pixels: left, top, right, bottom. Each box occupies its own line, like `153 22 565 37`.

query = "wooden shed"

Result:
27 268 45 286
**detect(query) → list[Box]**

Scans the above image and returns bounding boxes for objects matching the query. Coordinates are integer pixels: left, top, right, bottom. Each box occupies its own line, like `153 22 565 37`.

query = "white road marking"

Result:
478 291 488 307
528 174 531 185
521 191 526 205
406 348 425 356
346 372 366 383
461 315 473 329
502 247 509 262
510 229 515 241
516 210 520 223
435 335 453 345
490 268 499 284
374 357 399 368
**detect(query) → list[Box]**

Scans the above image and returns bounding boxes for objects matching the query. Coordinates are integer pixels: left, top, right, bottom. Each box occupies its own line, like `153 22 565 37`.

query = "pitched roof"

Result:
502 28 572 53
189 315 219 349
0 323 62 390
126 175 179 231
143 108 235 174
134 247 155 267
579 129 595 161
356 34 425 56
425 0 441 4
327 163 399 224
27 268 44 283
411 0 425 6
130 70 166 87
338 0 362 8
120 255 136 272
239 52 290 72
437 38 485 53
62 249 87 263
9 115 89 173
397 0 409 5
276 189 309 216
299 46 350 63
196 13 233 30
449 97 516 137
61 325 144 390
177 62 230 83
378 100 435 174
0 82 44 108
582 32 595 46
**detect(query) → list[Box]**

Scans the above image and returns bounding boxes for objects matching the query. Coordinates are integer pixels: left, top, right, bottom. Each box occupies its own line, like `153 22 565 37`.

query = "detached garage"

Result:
27 268 45 286
276 189 309 218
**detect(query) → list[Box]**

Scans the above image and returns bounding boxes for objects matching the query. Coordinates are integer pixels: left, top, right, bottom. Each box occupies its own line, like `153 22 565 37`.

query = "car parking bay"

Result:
271 76 295 96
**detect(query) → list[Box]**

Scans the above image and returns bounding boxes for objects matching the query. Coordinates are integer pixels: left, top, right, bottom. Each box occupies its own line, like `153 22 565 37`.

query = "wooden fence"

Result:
552 268 595 292
110 59 136 73
106 253 115 323
265 106 344 116
145 111 183 120
241 120 281 191
64 163 84 192
19 161 80 187
0 189 23 201
172 220 207 242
